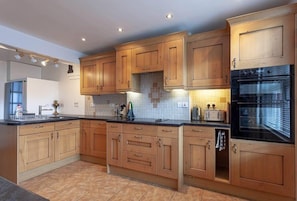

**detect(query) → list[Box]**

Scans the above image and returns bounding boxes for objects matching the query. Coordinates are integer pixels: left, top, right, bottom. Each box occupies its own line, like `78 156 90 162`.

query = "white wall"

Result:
8 61 41 80
42 63 85 115
0 61 7 119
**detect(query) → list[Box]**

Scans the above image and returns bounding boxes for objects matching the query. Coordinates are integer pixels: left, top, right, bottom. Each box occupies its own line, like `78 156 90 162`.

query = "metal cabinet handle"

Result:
134 153 143 157
192 129 203 132
161 129 172 133
157 138 162 147
134 127 143 130
206 140 211 150
232 58 236 69
57 132 59 139
232 144 237 153
51 133 53 140
134 135 142 139
118 134 121 142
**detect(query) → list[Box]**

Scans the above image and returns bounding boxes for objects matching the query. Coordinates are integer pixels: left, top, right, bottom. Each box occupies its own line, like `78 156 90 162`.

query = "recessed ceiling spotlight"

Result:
117 27 123 32
81 37 86 42
166 13 173 19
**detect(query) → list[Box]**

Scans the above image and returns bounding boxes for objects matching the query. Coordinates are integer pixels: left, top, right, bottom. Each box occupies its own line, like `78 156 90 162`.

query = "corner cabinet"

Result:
230 139 295 198
80 51 116 95
227 5 296 69
187 29 230 89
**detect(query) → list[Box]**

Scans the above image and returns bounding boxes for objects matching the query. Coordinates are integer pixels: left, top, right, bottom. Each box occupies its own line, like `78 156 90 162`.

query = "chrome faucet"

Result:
38 105 53 115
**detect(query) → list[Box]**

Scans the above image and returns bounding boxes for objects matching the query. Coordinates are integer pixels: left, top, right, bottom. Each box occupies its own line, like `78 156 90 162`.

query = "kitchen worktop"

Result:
0 115 230 128
0 176 48 201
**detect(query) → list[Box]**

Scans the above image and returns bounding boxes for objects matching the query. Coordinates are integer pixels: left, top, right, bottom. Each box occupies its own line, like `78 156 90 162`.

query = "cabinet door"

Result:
187 34 229 89
107 132 122 167
230 139 295 198
184 137 215 180
90 121 106 158
163 39 185 89
80 126 90 155
98 57 116 94
230 14 294 69
80 60 99 95
156 137 178 179
131 43 163 73
116 49 133 91
55 128 80 161
19 132 54 172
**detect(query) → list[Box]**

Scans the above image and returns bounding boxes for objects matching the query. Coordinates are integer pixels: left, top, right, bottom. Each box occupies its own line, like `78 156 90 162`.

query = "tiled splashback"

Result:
85 94 126 116
84 72 230 120
127 72 189 120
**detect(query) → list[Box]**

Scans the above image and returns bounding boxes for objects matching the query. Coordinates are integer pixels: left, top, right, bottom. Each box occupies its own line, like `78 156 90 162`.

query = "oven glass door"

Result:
231 76 293 143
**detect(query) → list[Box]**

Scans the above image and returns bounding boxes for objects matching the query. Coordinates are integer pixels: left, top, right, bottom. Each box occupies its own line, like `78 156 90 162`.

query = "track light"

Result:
30 56 37 63
41 59 49 66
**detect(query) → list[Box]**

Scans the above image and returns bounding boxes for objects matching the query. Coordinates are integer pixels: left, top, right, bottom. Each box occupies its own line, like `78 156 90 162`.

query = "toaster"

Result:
204 110 225 122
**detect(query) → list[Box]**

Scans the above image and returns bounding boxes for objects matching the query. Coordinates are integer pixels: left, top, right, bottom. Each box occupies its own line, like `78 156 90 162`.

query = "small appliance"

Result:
204 110 225 122
191 106 201 121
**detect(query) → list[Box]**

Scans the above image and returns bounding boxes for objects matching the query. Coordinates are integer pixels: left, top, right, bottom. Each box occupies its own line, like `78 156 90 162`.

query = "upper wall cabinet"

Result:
227 4 297 70
187 29 230 89
80 51 116 95
115 49 140 92
115 32 187 91
131 43 163 73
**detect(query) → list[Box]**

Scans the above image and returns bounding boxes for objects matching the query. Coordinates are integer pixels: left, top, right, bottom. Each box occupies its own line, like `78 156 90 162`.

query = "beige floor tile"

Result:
20 161 249 201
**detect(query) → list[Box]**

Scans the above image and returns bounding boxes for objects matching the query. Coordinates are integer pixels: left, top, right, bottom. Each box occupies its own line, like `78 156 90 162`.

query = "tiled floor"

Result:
20 161 249 201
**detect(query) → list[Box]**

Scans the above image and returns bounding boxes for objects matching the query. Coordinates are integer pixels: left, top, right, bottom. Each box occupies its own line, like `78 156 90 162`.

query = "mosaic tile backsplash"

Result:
84 72 230 121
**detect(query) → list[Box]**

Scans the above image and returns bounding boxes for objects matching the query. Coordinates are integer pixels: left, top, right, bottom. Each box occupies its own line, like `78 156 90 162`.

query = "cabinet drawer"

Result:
123 134 156 153
107 123 122 132
183 126 214 138
55 120 80 130
19 123 55 135
122 151 156 174
90 120 106 128
123 124 157 136
158 126 178 138
80 120 90 128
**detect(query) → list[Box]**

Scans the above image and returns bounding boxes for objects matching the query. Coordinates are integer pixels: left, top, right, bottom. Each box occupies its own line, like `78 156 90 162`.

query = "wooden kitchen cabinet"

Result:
19 123 55 173
107 123 123 167
115 49 140 92
107 123 183 190
80 51 116 95
230 139 295 198
227 7 295 70
157 126 179 179
183 125 215 180
54 120 80 161
80 120 106 165
163 36 187 90
131 43 163 73
122 124 157 174
187 29 230 89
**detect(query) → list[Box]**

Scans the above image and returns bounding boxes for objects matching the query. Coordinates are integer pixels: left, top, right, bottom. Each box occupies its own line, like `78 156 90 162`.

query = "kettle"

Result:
191 106 201 121
126 101 135 120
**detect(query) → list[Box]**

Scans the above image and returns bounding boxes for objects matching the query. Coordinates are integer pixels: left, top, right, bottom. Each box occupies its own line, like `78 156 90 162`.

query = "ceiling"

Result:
0 0 296 58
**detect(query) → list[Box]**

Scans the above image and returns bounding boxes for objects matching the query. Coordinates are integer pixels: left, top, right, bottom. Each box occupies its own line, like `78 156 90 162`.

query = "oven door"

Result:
231 101 293 143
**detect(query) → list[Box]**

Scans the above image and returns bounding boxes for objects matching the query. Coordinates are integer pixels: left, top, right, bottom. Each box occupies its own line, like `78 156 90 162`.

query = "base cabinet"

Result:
19 121 80 173
80 120 107 164
107 123 183 190
183 126 215 180
230 139 295 198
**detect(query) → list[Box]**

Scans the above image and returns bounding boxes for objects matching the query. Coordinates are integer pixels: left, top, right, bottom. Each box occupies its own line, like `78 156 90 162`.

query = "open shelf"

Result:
215 128 229 182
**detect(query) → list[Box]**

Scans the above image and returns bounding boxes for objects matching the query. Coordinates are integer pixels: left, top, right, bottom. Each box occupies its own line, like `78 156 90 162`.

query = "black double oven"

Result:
231 65 294 144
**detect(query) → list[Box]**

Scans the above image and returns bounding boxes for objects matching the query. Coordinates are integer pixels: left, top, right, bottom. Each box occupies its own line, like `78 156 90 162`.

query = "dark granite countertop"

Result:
0 114 230 128
0 176 49 201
